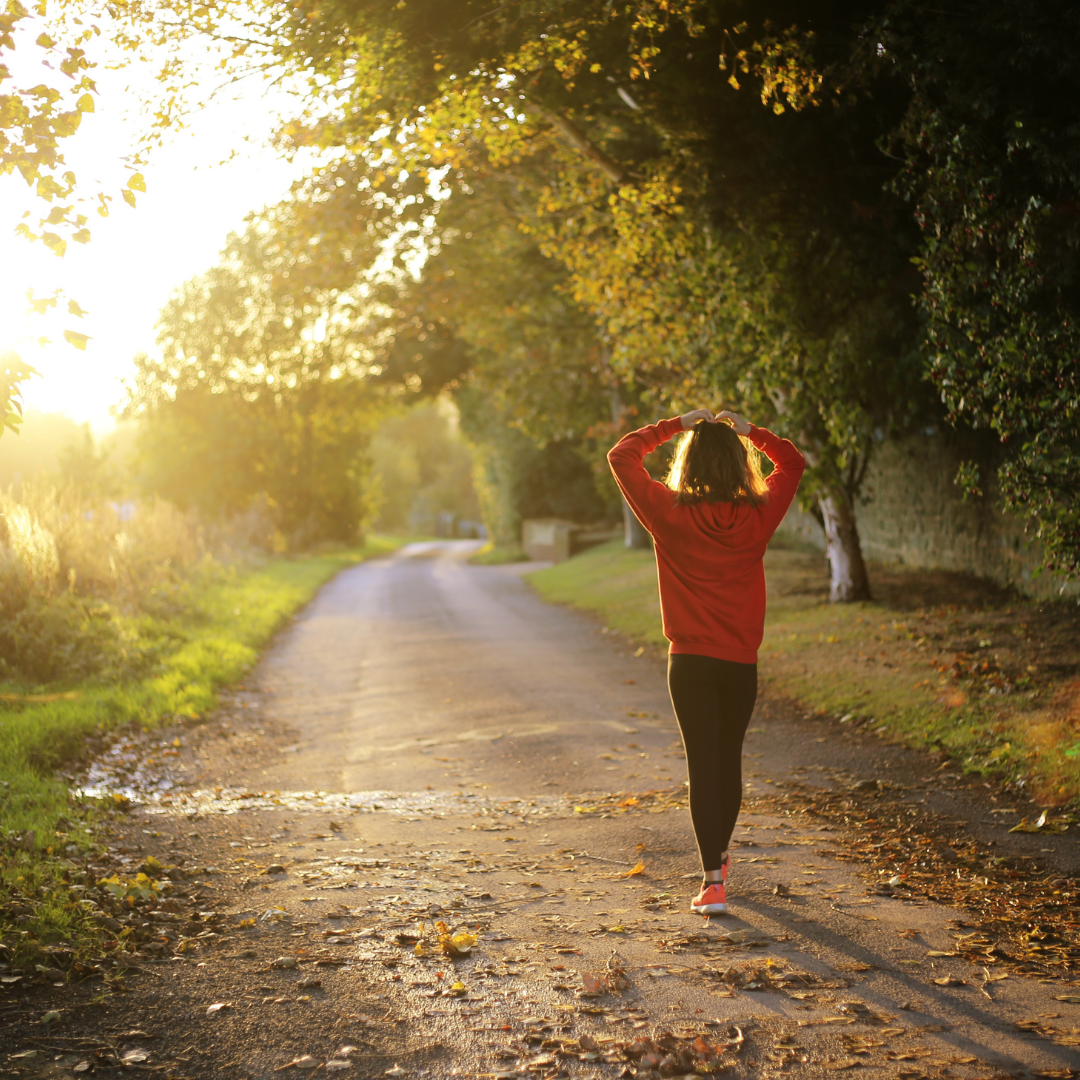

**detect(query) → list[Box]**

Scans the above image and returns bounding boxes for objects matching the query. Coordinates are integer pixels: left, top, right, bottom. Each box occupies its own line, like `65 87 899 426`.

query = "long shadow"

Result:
725 895 1080 1074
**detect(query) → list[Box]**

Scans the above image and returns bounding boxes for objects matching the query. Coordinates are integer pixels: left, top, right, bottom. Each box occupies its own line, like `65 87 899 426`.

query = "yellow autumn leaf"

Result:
64 330 89 350
127 172 146 192
450 931 477 953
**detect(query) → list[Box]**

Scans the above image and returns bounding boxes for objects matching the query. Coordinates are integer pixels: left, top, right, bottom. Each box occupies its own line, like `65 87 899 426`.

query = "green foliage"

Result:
125 223 380 548
368 403 479 534
128 0 925 595
871 0 1080 577
528 538 663 645
0 352 38 437
0 592 162 685
458 385 614 547
100 0 1080 584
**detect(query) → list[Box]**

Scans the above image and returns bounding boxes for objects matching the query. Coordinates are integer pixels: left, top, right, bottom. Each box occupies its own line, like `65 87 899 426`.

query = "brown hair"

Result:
665 420 768 507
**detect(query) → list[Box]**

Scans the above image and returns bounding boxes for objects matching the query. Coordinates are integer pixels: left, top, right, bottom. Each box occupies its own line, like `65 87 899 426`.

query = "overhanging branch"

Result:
532 106 632 186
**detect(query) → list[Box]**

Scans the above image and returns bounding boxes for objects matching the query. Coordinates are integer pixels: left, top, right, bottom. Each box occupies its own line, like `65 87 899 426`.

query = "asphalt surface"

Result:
22 540 1080 1080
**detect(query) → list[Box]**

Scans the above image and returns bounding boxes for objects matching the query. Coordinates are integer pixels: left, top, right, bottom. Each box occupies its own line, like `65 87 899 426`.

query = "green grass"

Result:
528 539 1080 808
0 535 412 956
528 539 664 646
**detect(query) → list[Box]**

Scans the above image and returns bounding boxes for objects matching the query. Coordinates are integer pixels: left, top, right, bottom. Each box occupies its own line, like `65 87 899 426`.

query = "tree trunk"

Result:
608 382 652 550
819 488 871 602
622 497 652 550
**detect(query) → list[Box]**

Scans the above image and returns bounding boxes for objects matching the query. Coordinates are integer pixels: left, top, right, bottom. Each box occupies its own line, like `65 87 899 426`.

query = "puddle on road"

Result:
94 785 569 819
74 720 569 819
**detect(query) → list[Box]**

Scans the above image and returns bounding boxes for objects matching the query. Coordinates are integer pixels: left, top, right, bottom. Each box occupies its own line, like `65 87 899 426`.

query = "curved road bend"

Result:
247 540 684 796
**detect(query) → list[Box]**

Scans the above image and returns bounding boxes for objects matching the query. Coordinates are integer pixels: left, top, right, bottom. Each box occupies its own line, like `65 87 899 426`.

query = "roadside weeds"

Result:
0 537 412 963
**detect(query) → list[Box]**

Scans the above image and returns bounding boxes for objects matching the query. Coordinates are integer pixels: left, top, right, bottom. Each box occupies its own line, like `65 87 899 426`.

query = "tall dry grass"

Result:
0 482 212 685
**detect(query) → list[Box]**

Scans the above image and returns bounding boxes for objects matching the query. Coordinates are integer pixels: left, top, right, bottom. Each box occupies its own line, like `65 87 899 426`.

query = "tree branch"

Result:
532 106 632 186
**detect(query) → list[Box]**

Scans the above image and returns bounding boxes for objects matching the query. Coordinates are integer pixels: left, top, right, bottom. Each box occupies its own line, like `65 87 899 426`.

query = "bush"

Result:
0 482 210 686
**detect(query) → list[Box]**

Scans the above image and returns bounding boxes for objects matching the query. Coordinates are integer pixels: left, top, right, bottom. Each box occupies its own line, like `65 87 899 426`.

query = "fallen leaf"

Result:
1055 995 1080 1004
448 931 478 956
272 957 299 969
121 1049 151 1064
932 977 965 987
622 861 647 878
385 1067 407 1078
206 1002 234 1016
40 1010 61 1024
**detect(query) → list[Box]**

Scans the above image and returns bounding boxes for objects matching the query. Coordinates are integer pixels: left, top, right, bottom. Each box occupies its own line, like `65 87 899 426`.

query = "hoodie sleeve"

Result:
607 417 684 533
747 424 806 532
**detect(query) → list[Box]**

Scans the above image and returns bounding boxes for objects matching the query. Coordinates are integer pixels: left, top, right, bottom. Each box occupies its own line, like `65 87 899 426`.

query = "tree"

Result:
109 0 936 596
368 402 479 534
288 0 928 597
125 221 380 546
268 153 627 545
866 0 1080 579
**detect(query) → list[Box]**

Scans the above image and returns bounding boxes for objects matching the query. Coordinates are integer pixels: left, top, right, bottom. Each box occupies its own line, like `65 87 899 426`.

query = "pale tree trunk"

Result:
608 383 652 550
622 499 652 550
819 488 871 602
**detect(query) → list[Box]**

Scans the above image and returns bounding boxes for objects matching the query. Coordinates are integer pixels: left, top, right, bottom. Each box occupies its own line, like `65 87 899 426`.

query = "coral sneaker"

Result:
690 858 729 915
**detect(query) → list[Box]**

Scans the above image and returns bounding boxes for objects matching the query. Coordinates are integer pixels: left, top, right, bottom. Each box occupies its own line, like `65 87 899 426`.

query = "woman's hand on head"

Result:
715 410 751 436
680 408 715 430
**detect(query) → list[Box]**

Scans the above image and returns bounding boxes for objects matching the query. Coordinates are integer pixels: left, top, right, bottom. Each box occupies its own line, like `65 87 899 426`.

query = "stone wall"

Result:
775 429 1078 599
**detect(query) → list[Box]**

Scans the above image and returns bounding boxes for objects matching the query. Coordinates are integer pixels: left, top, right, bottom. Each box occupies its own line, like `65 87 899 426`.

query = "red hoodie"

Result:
607 418 805 665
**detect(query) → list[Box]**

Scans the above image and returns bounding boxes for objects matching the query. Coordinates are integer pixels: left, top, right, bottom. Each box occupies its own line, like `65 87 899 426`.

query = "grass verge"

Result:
0 535 411 958
469 541 529 565
528 538 1080 809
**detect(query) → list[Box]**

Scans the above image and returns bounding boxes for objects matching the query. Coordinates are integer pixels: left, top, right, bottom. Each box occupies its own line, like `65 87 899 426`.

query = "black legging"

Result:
667 653 758 871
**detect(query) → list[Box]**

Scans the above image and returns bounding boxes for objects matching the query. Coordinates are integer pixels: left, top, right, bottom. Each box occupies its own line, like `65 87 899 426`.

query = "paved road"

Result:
246 541 683 797
44 541 1080 1079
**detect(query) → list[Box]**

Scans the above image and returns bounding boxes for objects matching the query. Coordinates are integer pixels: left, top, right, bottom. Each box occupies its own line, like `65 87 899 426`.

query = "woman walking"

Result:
608 409 805 915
